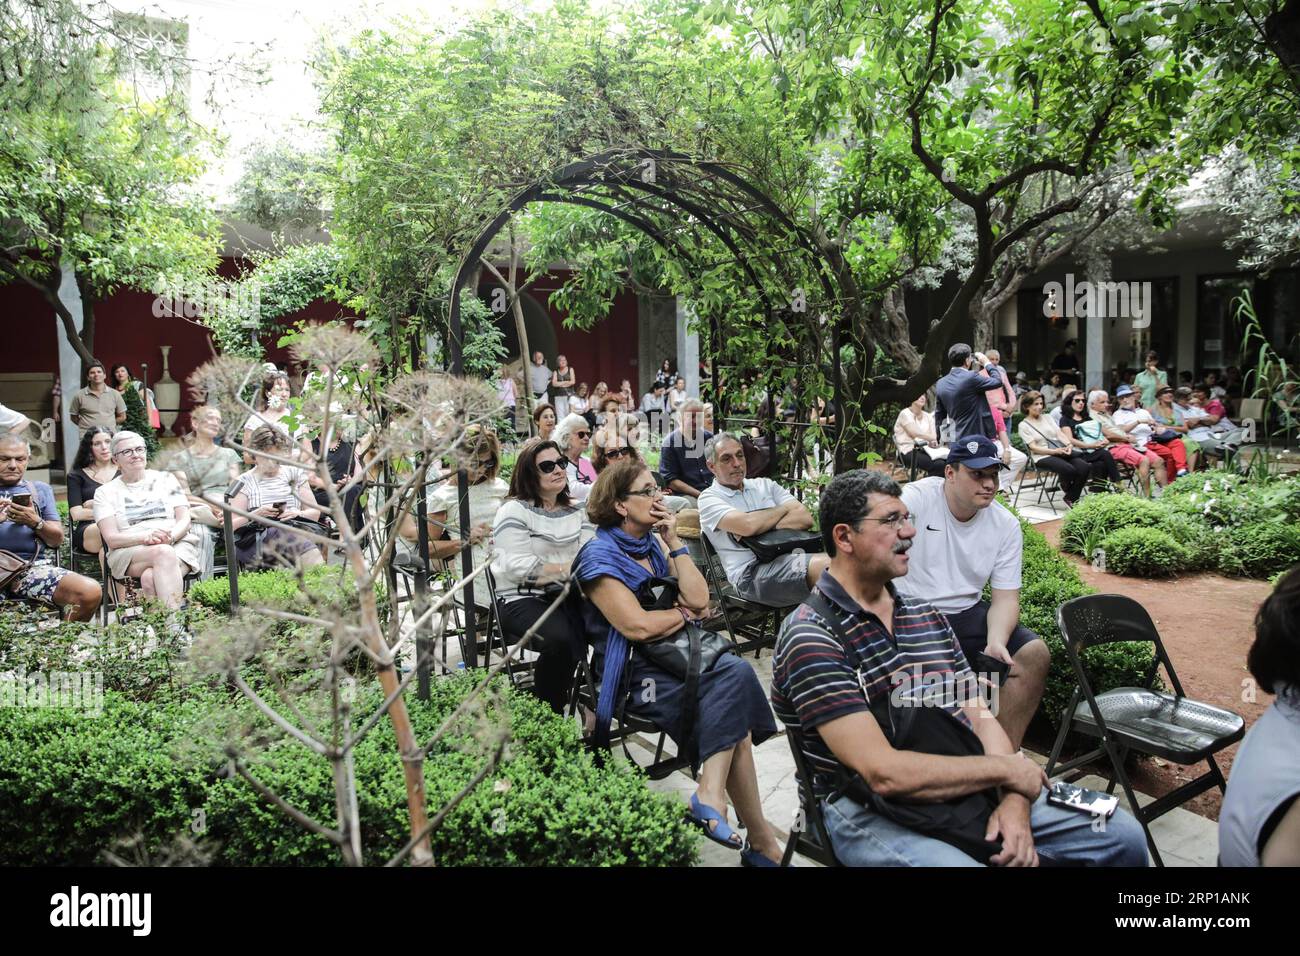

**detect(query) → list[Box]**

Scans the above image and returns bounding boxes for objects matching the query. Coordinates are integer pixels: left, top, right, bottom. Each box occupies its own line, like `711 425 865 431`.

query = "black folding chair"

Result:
98 542 200 624
1045 594 1245 866
696 532 793 657
1011 455 1061 514
780 729 843 867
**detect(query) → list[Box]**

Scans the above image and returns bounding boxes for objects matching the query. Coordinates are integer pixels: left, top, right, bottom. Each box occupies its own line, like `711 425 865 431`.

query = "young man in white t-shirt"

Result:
894 434 1050 749
698 432 830 608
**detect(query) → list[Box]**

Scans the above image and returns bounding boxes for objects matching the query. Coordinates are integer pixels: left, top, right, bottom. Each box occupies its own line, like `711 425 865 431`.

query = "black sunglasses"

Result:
605 446 632 459
576 431 591 439
536 459 564 474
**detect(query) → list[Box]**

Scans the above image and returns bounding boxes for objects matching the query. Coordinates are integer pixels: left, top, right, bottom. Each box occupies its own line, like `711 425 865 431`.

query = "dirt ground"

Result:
1033 518 1275 821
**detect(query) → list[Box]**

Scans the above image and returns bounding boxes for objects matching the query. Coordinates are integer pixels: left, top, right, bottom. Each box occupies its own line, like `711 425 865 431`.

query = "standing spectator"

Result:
654 358 674 390
491 440 592 713
0 433 101 620
1114 384 1188 479
529 351 551 408
660 399 713 504
974 351 1023 491
532 402 557 443
1049 340 1080 387
68 360 126 435
497 363 518 436
308 431 365 534
94 431 203 608
668 375 689 415
935 344 1025 494
112 362 160 433
551 354 576 418
1017 392 1098 506
893 394 948 478
984 350 1016 414
1220 567 1300 867
1133 351 1169 408
67 426 118 555
1084 389 1165 496
1040 372 1063 409
241 370 297 462
554 413 597 503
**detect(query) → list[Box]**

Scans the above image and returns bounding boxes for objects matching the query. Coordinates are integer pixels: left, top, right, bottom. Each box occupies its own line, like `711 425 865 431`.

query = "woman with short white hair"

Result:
93 430 203 608
554 413 598 502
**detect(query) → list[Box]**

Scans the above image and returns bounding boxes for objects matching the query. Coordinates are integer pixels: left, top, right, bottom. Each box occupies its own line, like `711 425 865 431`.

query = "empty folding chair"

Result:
1045 594 1245 866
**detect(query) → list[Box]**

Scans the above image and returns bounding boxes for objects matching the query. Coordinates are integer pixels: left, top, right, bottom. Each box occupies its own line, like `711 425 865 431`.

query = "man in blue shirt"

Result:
0 433 101 620
934 343 1004 443
659 399 712 506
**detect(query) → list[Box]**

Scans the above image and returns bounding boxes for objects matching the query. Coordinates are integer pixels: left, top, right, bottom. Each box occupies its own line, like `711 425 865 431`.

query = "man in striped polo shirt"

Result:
771 469 1147 867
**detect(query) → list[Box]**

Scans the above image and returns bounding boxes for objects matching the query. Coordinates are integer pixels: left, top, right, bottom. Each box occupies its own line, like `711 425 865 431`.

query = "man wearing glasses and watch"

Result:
893 435 1049 750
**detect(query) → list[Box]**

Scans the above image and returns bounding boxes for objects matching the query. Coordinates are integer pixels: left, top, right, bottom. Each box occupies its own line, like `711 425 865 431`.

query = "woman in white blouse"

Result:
491 439 593 712
892 394 948 477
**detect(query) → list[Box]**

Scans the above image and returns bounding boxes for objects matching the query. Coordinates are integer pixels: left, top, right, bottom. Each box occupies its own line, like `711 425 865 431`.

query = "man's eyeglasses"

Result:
857 511 915 530
536 459 564 474
623 485 661 499
604 446 632 460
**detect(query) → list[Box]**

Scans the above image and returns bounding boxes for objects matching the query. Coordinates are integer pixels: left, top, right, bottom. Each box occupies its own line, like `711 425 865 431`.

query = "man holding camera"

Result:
894 436 1050 750
0 433 101 620
772 468 1147 867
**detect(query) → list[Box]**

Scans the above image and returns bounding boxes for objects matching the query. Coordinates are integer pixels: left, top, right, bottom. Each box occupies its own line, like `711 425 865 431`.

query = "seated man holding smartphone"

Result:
894 436 1050 750
0 433 102 620
772 469 1147 866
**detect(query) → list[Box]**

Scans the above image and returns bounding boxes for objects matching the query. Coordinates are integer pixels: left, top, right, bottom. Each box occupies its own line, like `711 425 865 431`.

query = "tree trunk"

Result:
969 297 996 353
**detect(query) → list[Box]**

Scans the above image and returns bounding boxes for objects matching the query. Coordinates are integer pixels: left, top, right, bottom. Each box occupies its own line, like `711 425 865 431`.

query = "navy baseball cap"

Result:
947 434 1008 470
1115 384 1135 397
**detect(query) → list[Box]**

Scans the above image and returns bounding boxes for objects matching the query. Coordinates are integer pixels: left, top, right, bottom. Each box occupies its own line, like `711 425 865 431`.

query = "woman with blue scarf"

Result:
573 459 782 866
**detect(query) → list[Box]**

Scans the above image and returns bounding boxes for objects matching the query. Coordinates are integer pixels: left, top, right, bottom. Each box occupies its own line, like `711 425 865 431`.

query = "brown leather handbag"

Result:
0 548 35 592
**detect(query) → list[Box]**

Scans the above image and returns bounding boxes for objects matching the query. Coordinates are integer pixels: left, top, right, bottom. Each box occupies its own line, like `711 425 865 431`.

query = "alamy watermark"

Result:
0 670 104 716
152 278 260 324
1044 274 1151 329
888 664 1002 716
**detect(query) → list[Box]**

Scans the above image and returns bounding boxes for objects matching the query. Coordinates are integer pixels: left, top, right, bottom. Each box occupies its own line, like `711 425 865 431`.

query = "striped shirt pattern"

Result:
771 572 975 800
490 498 591 604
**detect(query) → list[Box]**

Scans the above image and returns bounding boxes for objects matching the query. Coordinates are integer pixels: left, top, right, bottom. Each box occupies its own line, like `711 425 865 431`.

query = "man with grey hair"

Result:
0 432 101 620
659 398 712 505
698 432 830 607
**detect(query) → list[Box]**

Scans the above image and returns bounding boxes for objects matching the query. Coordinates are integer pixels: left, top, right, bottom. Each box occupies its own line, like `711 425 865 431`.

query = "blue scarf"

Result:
572 525 670 743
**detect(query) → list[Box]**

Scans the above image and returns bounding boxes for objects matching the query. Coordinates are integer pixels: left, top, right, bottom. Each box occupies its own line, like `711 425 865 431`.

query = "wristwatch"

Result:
668 546 689 559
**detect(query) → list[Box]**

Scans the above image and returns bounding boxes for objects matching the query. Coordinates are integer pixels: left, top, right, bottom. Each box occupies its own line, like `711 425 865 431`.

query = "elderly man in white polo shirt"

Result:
698 432 831 608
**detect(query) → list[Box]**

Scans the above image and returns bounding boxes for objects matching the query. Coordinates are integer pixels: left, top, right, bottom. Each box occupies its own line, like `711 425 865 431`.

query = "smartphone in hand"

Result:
11 493 32 508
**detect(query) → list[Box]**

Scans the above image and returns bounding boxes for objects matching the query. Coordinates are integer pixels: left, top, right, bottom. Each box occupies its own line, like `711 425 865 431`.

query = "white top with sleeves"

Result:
490 498 593 604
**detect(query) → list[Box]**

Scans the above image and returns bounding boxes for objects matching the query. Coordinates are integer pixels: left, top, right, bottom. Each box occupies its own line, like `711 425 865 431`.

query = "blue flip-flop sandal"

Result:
688 793 743 850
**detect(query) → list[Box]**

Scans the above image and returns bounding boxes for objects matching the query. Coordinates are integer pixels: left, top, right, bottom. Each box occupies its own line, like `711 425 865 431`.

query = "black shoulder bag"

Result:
804 591 1002 863
736 528 824 563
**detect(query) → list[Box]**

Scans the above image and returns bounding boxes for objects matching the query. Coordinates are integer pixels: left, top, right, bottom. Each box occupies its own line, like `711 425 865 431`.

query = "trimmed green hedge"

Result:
189 564 381 614
1008 514 1159 730
1060 494 1169 558
1099 527 1187 577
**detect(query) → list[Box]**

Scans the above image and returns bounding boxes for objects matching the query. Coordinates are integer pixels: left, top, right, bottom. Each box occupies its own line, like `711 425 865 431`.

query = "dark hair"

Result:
108 363 130 386
586 459 652 528
1145 351 1160 365
591 427 640 472
947 343 972 368
1064 339 1076 348
86 360 107 384
819 469 902 554
1191 383 1210 397
258 371 290 411
532 402 556 426
250 424 291 454
507 439 570 507
73 425 114 471
1019 390 1044 415
1248 566 1300 694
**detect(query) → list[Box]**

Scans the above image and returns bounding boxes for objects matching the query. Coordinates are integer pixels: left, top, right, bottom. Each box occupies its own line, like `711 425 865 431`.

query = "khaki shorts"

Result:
107 534 202 580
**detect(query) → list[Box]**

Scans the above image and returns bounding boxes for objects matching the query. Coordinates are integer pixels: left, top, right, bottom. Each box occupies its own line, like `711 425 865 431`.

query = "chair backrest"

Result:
1056 593 1179 695
1238 398 1264 424
784 729 842 867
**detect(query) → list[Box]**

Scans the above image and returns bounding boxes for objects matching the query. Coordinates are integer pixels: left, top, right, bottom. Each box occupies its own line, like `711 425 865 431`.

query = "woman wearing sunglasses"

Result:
573 459 783 866
1057 390 1123 486
554 413 598 503
491 439 593 713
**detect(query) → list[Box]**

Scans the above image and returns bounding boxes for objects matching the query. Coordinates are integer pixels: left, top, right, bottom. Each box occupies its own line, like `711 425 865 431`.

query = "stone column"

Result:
676 297 699 396
56 263 86 474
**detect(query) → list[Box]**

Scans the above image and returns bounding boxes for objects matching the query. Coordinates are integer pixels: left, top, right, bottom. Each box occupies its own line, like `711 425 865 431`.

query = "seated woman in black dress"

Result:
66 426 118 555
573 459 783 866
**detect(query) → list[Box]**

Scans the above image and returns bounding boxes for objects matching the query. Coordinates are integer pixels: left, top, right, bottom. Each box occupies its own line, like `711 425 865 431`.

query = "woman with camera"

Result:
229 425 326 570
573 459 782 866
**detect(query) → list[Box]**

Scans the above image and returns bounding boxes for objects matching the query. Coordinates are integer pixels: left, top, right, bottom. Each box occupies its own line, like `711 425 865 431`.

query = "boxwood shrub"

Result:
1218 523 1300 580
1099 527 1187 577
1059 494 1168 557
189 564 381 614
0 662 699 867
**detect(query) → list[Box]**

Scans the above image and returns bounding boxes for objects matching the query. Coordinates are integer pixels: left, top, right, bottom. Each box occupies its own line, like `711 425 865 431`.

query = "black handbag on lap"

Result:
737 528 824 563
634 577 737 680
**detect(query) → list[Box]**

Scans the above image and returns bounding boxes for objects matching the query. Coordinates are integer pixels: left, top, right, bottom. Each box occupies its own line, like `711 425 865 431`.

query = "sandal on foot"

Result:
688 793 743 850
741 844 783 867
